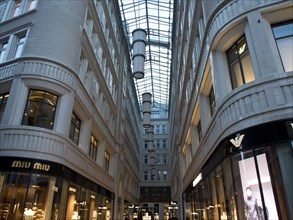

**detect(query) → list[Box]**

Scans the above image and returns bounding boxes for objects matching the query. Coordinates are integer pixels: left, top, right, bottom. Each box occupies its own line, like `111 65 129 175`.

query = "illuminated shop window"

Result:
272 21 293 72
227 36 255 89
22 89 58 129
69 112 81 145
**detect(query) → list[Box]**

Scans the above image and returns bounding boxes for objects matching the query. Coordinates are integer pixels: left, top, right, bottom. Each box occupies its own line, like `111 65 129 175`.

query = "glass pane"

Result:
241 52 255 83
272 22 293 39
209 171 220 220
215 165 227 220
222 158 237 220
232 151 264 220
276 37 293 72
256 153 278 219
231 61 243 88
227 45 238 63
267 143 293 219
0 172 30 220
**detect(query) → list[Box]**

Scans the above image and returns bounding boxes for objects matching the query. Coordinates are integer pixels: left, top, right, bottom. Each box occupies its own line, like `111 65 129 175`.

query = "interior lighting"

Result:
132 28 147 79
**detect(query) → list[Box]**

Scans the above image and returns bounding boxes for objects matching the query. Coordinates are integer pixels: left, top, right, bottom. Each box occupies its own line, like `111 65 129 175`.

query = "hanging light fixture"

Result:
142 92 152 128
132 28 147 79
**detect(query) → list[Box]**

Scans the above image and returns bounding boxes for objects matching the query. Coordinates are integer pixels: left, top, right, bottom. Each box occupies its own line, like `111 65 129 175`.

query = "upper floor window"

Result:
104 151 110 172
0 31 27 64
10 0 37 18
144 155 148 164
227 36 255 89
161 125 167 134
209 87 216 115
272 21 293 72
0 92 9 122
22 90 58 129
144 171 148 181
162 139 167 149
0 39 9 63
89 134 98 161
69 112 81 145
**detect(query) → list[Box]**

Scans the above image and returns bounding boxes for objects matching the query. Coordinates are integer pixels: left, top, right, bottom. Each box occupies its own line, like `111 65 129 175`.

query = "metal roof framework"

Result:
119 0 173 117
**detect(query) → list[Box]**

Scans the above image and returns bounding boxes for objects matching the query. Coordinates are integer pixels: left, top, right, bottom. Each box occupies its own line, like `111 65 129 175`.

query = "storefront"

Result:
183 119 293 220
0 158 113 220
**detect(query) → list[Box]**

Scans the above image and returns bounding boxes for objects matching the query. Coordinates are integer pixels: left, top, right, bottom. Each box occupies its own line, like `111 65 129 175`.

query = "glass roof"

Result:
119 0 174 118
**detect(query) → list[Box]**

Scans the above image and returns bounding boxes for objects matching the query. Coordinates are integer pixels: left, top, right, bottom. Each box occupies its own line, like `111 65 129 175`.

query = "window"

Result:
163 171 167 181
12 0 22 17
144 171 148 180
272 21 293 72
161 125 166 134
10 0 37 18
209 87 216 115
0 39 9 63
0 92 9 122
0 31 27 63
155 125 160 134
22 90 58 129
89 134 98 161
155 139 160 149
144 155 148 164
198 120 202 142
14 34 26 58
162 139 167 149
69 112 81 145
104 151 110 172
227 36 255 88
144 140 148 149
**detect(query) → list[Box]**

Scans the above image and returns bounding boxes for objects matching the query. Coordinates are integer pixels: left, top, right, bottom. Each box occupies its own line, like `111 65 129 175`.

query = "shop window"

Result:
69 112 81 145
104 151 110 172
209 87 216 115
227 36 255 89
22 89 58 129
89 134 98 161
272 21 293 72
0 92 9 122
0 173 50 220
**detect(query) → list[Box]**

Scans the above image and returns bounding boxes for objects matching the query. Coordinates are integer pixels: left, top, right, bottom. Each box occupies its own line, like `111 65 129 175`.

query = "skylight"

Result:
119 0 174 119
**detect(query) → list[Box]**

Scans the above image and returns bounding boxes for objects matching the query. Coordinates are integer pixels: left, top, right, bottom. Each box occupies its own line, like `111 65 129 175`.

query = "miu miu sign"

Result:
11 160 50 171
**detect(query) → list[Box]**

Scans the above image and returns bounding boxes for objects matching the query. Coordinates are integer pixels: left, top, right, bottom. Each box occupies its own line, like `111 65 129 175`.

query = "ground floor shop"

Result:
183 119 293 220
0 158 113 220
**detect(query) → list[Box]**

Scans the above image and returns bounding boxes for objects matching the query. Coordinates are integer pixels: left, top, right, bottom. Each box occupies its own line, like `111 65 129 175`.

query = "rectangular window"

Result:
198 120 202 142
272 21 293 72
144 155 148 164
209 87 216 115
227 36 255 89
14 34 26 59
161 125 166 134
144 140 148 149
144 171 148 180
12 0 22 17
69 112 81 145
89 134 98 161
155 139 160 149
163 171 168 180
163 155 167 164
22 90 58 129
0 92 9 122
104 151 110 172
162 139 167 149
0 39 9 63
28 0 37 10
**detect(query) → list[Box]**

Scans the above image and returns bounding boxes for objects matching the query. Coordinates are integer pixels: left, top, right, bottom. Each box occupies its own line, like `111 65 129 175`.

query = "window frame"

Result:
22 89 58 130
0 92 9 123
104 151 110 172
227 35 255 89
69 111 81 145
89 134 98 161
272 20 293 72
